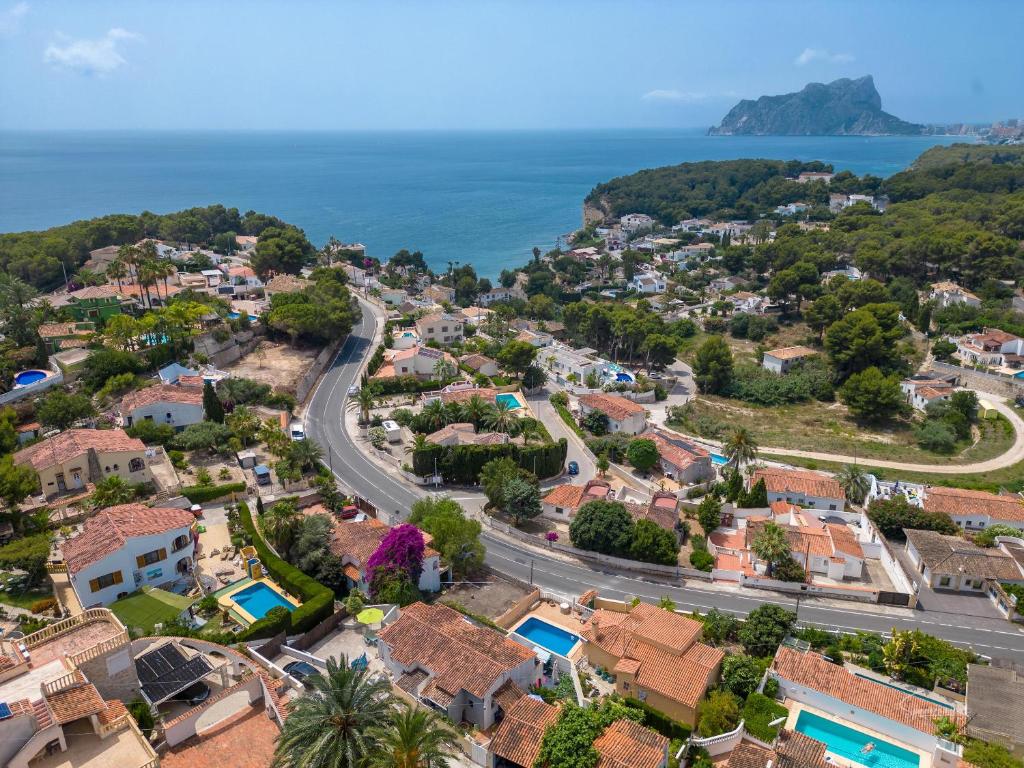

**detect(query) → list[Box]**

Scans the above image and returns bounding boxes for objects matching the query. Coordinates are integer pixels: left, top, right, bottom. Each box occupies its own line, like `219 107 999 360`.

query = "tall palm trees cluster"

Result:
109 241 176 308
273 657 457 768
416 394 540 440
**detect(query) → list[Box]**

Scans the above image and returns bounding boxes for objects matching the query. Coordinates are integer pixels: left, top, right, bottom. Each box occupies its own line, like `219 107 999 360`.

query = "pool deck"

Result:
507 604 586 663
783 700 933 768
216 576 302 626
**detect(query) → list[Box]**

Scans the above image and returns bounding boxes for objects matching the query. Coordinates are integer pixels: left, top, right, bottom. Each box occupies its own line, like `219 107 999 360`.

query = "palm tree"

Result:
432 357 454 382
348 387 377 425
116 244 139 284
518 418 542 445
106 259 127 293
405 433 429 454
261 499 300 552
751 522 790 577
419 399 449 432
272 656 395 768
460 394 489 430
483 400 518 434
836 464 870 506
290 438 324 474
369 703 457 768
723 427 758 471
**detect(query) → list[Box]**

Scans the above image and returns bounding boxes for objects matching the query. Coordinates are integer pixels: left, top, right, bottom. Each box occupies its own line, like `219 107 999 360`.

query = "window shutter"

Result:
89 578 101 592
157 548 167 561
136 555 146 568
113 571 123 585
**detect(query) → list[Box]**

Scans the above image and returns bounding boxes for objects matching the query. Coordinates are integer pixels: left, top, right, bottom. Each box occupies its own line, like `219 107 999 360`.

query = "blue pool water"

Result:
1014 371 1024 379
710 453 728 466
231 582 296 620
495 393 523 410
853 673 953 709
514 617 581 657
227 311 260 321
795 710 920 768
615 372 634 382
14 370 47 386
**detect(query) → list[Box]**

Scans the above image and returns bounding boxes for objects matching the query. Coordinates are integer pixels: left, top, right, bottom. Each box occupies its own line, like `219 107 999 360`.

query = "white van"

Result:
289 421 305 441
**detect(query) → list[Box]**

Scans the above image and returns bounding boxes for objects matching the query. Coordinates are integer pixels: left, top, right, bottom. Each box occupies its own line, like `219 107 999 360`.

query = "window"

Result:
172 534 190 552
829 504 837 511
128 457 145 472
89 571 123 591
939 576 951 587
136 548 167 567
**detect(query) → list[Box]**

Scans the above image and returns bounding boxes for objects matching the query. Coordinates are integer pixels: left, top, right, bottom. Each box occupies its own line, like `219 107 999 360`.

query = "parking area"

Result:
277 627 387 675
894 543 1005 619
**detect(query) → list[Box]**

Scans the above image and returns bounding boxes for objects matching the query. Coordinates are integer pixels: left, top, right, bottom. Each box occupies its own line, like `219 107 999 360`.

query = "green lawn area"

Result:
0 572 53 611
671 397 1015 466
110 587 194 634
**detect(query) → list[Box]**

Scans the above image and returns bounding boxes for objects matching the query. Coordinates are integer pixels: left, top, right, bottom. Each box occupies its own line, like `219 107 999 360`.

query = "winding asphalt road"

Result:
304 304 1024 662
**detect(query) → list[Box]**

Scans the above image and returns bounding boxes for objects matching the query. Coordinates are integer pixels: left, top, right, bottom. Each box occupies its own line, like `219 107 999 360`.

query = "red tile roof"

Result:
764 345 817 361
751 467 845 502
377 602 535 699
121 383 204 414
579 393 646 422
62 503 195 573
924 486 1024 523
489 695 560 768
15 428 146 471
542 479 610 512
43 676 107 724
772 646 966 734
594 718 668 768
650 431 709 470
328 518 437 572
69 285 120 300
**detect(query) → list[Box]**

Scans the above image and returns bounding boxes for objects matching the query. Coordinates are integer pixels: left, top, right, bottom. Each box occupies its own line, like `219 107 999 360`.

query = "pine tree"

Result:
203 380 225 423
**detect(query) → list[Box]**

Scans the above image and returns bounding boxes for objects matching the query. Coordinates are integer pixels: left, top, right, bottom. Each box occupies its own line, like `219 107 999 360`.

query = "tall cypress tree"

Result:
203 380 225 423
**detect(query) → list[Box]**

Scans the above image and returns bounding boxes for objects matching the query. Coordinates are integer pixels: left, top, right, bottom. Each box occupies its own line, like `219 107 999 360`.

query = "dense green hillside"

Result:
910 143 1024 171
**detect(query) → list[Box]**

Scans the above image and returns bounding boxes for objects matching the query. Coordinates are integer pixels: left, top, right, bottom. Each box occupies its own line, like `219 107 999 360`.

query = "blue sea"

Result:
0 130 965 278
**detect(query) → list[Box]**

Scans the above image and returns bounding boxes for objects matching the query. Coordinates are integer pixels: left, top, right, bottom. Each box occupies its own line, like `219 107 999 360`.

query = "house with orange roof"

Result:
425 422 510 447
745 518 864 579
120 383 205 431
770 646 967 760
956 328 1024 367
541 478 612 521
578 393 647 435
761 345 817 375
14 428 151 497
649 430 713 484
373 345 456 380
580 601 723 726
901 375 955 411
60 503 196 607
327 518 443 593
923 486 1024 531
376 602 540 729
36 321 96 354
750 467 845 511
65 284 130 322
415 312 464 345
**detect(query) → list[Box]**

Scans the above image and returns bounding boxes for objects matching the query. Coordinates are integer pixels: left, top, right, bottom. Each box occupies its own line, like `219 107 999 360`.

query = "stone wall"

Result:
77 643 140 701
928 361 1024 399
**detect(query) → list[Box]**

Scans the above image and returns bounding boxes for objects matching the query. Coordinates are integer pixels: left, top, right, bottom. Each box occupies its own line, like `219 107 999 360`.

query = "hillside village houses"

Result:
478 285 527 306
930 280 982 308
761 345 817 374
796 170 836 183
620 213 656 235
901 375 955 412
904 528 1024 592
649 430 714 484
119 383 205 431
541 478 613 521
578 392 648 435
14 428 152 497
374 345 455 379
425 422 511 447
62 503 196 607
955 328 1024 368
829 192 888 212
544 343 601 385
631 273 667 294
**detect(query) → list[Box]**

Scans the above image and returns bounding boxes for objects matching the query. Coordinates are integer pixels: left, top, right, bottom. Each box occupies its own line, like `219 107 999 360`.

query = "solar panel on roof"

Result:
136 644 213 703
0 702 11 720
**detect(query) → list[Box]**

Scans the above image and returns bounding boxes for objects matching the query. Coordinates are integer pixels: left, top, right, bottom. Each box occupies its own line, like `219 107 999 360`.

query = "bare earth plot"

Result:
225 341 318 392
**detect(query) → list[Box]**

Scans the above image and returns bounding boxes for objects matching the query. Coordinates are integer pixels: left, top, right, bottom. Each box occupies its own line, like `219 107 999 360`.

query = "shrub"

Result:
762 677 779 699
689 549 714 571
128 700 155 733
0 534 51 585
623 697 691 741
866 495 958 541
30 597 59 614
126 420 176 446
721 654 764 699
182 481 246 504
742 693 788 742
697 690 740 737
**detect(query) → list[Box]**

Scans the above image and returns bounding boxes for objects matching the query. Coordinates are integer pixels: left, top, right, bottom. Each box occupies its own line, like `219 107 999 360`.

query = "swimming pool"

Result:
853 673 953 709
615 372 634 383
495 393 524 410
230 581 297 620
514 617 581 657
227 311 260 322
795 710 920 768
710 453 728 466
14 369 48 386
1015 371 1024 379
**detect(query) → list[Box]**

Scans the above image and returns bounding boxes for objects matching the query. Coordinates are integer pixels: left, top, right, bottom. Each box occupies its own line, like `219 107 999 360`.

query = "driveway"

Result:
525 387 596 481
893 541 1005 620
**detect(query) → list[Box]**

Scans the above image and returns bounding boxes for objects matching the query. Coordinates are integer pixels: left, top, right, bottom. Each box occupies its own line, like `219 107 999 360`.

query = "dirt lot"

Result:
438 570 531 619
225 341 318 392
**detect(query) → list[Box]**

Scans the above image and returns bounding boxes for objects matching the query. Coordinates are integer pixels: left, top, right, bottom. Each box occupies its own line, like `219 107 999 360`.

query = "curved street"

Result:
302 303 1024 662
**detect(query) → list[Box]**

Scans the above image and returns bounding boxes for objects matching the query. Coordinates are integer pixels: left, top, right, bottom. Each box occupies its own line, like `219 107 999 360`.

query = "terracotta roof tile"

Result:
579 393 646 422
98 698 129 725
493 679 527 712
440 387 497 405
377 602 535 699
751 467 844 502
328 519 437 572
650 431 709 470
489 695 559 768
15 428 146 472
62 503 195 573
44 679 106 724
904 529 1022 580
594 719 668 768
764 345 817 361
69 285 120 300
727 741 775 768
265 274 310 293
121 383 204 414
924 486 1024 523
772 646 966 734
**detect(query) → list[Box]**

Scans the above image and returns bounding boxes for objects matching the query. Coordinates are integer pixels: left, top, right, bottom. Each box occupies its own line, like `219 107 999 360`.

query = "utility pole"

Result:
529 559 534 585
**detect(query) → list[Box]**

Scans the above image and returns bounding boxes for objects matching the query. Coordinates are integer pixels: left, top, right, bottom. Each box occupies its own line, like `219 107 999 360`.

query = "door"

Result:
71 470 84 489
55 473 67 492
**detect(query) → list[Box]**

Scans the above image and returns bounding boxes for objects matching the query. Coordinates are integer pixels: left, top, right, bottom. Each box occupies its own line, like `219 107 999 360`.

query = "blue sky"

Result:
1 0 1021 130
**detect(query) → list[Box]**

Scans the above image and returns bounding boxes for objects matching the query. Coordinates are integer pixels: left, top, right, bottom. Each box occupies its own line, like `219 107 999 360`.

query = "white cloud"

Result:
795 48 854 66
641 89 707 103
0 2 29 36
44 27 142 75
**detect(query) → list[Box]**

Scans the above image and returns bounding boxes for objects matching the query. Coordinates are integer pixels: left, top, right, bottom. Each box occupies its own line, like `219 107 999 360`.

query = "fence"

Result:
296 336 348 404
929 360 1024 398
494 588 541 630
0 368 63 405
289 607 349 651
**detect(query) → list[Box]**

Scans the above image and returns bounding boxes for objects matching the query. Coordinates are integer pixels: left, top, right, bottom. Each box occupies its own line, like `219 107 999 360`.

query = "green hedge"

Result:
553 402 585 438
182 482 247 504
412 439 567 483
370 376 446 396
623 697 691 741
237 501 335 636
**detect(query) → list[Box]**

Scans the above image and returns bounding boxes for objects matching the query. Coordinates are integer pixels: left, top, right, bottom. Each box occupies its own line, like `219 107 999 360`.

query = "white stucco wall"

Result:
126 401 204 431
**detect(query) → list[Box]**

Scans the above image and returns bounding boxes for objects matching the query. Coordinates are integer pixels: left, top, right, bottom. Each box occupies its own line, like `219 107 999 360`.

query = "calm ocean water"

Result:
0 130 963 278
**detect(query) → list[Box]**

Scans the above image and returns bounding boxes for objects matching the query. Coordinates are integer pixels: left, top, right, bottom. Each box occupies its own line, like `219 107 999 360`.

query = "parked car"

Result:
290 422 305 441
348 384 359 396
284 660 319 688
567 461 579 475
175 682 210 706
339 505 359 520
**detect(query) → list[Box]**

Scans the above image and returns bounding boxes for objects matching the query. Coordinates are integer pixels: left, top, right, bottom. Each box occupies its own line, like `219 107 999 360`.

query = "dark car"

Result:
284 660 319 687
567 461 579 475
339 505 360 520
175 682 210 707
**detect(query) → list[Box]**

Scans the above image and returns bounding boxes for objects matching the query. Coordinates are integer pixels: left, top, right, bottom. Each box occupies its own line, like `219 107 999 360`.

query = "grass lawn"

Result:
671 397 1015 466
0 572 53 611
110 587 194 634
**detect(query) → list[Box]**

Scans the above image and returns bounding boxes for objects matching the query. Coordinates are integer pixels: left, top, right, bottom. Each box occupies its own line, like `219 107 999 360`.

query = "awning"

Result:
533 647 551 663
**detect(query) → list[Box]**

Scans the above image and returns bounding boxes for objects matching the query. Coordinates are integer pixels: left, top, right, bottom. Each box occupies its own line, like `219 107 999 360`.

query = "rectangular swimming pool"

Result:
231 581 297 620
514 617 581 657
710 453 728 466
795 710 920 768
495 393 524 410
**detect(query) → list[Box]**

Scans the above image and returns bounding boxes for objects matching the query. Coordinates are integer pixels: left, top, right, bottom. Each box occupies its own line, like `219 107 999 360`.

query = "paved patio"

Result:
280 627 386 675
29 728 155 768
161 703 278 768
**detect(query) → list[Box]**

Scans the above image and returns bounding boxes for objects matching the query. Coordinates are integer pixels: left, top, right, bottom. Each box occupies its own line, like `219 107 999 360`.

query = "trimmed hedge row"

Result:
412 439 567 483
370 376 446 396
623 697 692 741
237 501 335 636
182 482 247 504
